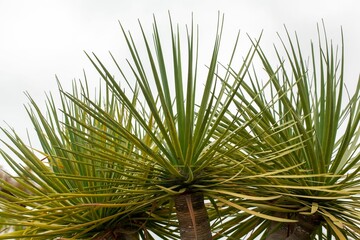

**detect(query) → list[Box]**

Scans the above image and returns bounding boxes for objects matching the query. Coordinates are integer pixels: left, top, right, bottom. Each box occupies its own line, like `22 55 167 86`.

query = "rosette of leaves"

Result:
214 24 360 240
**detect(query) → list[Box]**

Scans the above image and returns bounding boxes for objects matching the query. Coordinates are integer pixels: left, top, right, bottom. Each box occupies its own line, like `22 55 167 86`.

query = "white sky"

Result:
0 0 359 170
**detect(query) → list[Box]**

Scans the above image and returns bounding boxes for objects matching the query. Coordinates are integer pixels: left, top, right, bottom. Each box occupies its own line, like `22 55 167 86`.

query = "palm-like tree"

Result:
214 24 360 239
0 79 179 239
0 15 359 240
76 15 298 239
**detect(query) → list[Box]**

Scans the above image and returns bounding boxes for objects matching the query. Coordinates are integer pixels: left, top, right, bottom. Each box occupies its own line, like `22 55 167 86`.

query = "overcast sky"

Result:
0 0 359 170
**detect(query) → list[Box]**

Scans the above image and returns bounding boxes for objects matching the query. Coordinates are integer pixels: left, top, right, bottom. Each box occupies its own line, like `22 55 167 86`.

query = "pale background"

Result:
0 0 359 169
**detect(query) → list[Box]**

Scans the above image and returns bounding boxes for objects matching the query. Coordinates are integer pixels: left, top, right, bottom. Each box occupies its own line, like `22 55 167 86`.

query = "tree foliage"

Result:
0 15 359 240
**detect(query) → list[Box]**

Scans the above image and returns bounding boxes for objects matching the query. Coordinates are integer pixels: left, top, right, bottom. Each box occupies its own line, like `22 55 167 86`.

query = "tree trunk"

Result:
174 192 212 240
266 213 291 240
266 213 322 240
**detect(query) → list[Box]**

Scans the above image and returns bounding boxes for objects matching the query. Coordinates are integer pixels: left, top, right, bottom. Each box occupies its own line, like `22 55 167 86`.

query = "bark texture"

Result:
174 192 212 240
266 213 322 240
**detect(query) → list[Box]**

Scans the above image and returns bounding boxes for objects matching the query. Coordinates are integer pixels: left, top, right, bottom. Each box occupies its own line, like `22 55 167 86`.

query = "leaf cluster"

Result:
0 15 359 240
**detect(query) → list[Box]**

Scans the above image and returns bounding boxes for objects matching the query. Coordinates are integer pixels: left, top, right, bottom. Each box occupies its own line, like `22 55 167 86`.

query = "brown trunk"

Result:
266 213 322 240
266 213 291 240
174 192 212 240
